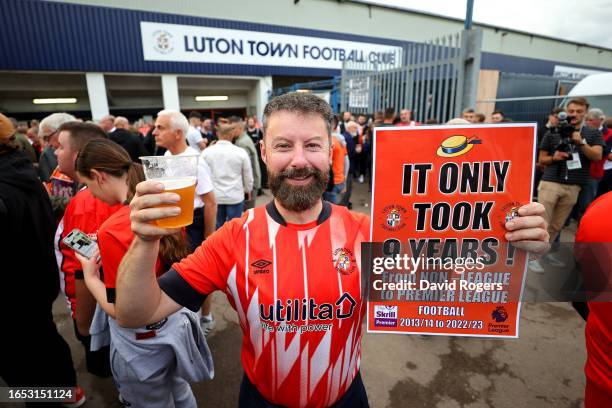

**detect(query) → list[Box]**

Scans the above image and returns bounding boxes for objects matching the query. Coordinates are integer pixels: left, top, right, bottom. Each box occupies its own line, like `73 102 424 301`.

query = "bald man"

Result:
108 116 148 162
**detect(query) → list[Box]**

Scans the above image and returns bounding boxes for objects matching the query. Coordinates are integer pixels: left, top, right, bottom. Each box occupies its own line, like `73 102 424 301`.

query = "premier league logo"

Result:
153 30 174 54
492 306 509 323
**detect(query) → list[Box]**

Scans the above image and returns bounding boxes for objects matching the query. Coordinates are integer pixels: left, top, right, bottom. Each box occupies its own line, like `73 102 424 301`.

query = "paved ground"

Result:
5 181 588 407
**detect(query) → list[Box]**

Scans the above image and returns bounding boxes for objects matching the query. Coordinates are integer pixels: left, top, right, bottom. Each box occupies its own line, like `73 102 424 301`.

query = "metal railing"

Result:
340 30 482 123
340 35 463 122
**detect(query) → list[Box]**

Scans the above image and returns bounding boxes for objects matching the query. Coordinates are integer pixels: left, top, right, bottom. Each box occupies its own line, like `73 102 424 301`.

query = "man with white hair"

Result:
397 109 416 126
585 108 606 133
38 112 76 182
153 109 219 334
38 112 79 221
153 110 217 246
99 114 116 133
462 108 476 123
108 116 147 162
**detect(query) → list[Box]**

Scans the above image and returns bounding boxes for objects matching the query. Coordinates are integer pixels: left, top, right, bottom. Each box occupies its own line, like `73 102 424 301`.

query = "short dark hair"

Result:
551 107 564 115
567 97 590 110
57 121 106 151
384 107 396 120
263 92 333 136
463 108 475 114
475 113 486 123
492 110 504 116
188 111 202 120
227 115 244 124
331 114 340 128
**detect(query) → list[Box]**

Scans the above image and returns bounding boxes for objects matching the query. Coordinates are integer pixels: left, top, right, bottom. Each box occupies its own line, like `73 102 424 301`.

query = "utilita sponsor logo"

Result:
374 305 398 327
259 293 357 323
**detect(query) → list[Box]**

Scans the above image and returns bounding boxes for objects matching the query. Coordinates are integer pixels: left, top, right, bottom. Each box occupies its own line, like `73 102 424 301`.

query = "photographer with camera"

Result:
537 97 604 242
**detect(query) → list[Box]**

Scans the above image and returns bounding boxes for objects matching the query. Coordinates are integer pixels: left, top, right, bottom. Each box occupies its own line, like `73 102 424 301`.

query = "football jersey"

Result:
159 201 370 407
575 192 612 403
55 188 122 318
97 205 163 303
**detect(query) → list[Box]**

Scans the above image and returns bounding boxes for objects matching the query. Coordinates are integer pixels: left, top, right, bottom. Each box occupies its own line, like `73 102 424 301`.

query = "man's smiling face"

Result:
261 111 332 212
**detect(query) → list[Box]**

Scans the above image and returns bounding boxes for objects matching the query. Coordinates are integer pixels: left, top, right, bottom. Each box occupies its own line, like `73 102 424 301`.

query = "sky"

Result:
364 0 612 49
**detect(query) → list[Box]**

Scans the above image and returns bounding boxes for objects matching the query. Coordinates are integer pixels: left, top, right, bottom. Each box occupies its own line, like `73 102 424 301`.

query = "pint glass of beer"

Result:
140 155 199 228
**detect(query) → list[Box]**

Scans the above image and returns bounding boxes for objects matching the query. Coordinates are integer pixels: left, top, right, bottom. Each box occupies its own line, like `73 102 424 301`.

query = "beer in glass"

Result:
140 155 199 228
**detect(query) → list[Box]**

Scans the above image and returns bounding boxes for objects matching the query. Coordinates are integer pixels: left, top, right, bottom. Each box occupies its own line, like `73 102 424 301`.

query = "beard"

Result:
268 166 329 212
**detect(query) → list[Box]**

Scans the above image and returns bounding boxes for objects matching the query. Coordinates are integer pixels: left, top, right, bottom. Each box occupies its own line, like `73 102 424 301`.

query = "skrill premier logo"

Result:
374 305 398 327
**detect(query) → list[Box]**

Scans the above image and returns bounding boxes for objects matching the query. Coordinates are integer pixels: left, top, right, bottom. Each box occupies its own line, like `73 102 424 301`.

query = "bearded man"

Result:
115 93 549 407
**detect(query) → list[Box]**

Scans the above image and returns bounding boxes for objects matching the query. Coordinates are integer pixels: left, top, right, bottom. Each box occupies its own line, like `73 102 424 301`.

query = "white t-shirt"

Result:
201 140 253 205
164 146 213 209
186 126 204 153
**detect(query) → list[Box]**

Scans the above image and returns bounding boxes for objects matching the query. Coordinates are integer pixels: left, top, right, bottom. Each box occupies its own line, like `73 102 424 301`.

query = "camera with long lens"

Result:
552 111 576 158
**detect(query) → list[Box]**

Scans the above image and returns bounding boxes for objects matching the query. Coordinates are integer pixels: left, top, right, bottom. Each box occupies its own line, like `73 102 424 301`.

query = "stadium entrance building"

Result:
1 0 611 121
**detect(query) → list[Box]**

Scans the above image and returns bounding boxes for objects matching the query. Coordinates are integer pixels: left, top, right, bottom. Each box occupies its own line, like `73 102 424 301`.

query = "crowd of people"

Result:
0 91 608 407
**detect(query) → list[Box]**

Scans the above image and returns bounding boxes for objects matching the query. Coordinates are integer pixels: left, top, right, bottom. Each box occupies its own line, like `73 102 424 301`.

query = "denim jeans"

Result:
576 178 599 221
339 174 353 207
216 202 244 229
323 183 344 204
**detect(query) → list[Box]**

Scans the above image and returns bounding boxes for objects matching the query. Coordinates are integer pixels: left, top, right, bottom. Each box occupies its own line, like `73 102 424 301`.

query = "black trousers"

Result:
186 207 205 251
239 371 369 407
72 319 111 378
2 311 77 407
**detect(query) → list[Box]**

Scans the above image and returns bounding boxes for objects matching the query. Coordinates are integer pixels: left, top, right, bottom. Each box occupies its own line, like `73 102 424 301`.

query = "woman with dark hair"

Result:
74 138 213 408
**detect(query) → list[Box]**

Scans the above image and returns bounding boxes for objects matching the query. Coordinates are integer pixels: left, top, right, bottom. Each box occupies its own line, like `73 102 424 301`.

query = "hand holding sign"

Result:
369 123 540 338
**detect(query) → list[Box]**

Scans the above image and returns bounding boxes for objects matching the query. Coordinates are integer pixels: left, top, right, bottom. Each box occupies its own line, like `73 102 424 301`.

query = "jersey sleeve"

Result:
97 227 129 303
57 200 84 281
159 217 242 310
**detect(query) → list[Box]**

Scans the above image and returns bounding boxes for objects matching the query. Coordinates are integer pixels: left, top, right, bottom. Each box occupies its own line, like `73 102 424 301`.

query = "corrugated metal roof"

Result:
0 0 405 76
0 0 603 76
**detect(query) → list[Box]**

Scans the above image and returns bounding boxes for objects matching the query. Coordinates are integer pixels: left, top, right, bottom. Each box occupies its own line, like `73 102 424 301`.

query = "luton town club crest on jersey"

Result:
381 204 407 231
332 248 356 275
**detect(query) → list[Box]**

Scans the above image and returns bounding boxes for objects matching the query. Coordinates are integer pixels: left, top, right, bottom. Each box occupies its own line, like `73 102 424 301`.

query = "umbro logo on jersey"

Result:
251 259 272 274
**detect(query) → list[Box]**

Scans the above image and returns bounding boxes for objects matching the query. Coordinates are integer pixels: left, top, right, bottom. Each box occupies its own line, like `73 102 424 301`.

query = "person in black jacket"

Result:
0 113 86 406
107 116 148 162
